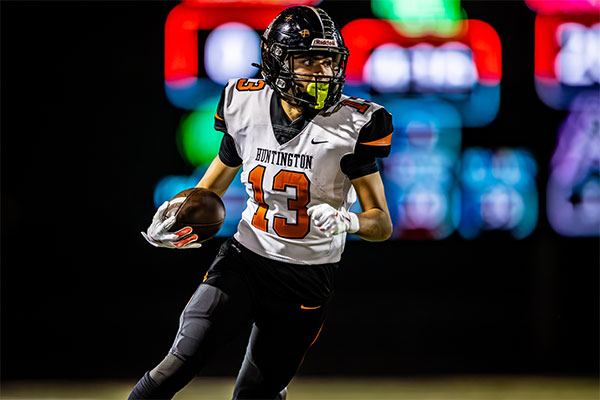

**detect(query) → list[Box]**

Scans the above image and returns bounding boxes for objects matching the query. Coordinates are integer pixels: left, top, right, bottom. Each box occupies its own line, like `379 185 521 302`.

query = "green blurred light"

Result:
176 99 223 166
372 0 466 37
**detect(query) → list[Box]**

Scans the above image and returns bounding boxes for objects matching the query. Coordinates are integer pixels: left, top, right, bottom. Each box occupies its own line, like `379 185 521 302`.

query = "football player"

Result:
130 5 393 400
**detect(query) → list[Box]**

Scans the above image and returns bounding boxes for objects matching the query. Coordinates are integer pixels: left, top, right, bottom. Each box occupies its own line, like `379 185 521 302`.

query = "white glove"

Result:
141 201 202 249
307 203 360 237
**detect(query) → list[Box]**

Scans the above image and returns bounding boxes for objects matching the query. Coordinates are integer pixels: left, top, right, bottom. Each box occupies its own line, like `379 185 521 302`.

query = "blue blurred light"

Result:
547 91 600 236
443 83 500 127
204 22 261 86
385 98 462 154
342 84 373 101
459 148 538 239
383 148 460 239
165 78 222 110
380 98 462 239
153 167 206 209
153 167 247 237
365 43 410 93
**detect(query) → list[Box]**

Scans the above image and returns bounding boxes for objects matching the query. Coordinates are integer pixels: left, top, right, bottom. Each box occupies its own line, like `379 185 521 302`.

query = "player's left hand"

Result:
141 201 202 249
307 203 359 237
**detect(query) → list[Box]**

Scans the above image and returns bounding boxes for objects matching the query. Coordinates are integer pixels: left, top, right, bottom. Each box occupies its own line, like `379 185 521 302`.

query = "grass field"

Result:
1 376 598 400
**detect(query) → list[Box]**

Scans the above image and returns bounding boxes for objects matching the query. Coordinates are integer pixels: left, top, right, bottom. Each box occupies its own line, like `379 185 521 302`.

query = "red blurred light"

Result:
165 2 301 84
183 0 319 5
525 0 599 15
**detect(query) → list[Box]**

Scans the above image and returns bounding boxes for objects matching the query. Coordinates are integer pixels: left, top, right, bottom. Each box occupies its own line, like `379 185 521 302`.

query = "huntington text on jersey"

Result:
255 147 314 170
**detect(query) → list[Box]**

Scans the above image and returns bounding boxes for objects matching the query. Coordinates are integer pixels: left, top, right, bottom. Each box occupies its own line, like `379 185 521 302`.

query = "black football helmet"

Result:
256 6 349 110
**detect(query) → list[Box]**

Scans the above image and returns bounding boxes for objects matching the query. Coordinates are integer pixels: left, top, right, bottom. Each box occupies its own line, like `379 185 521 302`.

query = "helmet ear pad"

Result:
260 44 294 91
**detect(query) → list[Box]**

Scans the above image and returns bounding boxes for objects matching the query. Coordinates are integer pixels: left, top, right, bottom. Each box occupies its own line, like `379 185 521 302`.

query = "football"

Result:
163 188 226 243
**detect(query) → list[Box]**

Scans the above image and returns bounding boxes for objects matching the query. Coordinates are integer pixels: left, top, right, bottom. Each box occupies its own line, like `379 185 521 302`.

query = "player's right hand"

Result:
308 203 359 237
141 201 202 249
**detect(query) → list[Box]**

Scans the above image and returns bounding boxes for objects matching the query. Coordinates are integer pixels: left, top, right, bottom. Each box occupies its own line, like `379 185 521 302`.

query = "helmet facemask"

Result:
280 51 347 111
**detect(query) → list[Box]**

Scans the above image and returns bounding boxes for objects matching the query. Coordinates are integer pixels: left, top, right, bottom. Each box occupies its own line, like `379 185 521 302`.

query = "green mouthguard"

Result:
306 82 329 110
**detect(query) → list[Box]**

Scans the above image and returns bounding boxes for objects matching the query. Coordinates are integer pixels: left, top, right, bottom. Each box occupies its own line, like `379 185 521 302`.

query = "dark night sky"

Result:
1 1 598 379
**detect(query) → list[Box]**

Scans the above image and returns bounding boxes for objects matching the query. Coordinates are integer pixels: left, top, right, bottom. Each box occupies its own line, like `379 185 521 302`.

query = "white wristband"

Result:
348 211 360 234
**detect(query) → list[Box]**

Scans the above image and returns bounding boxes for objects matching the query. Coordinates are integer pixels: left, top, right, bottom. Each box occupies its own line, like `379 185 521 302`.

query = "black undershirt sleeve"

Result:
340 154 379 180
218 134 242 167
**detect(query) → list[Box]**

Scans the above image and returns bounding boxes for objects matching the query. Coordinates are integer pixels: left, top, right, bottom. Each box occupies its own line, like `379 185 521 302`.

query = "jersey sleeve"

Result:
214 85 227 133
354 108 394 159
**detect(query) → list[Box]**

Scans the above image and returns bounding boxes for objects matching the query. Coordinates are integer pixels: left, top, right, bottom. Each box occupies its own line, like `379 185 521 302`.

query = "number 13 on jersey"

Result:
248 165 311 239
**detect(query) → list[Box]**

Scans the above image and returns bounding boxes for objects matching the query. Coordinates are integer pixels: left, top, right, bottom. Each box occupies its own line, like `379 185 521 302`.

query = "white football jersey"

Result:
219 78 391 265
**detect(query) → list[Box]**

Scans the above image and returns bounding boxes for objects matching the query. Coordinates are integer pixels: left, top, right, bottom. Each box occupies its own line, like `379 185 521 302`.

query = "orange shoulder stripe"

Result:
360 132 392 147
214 112 224 121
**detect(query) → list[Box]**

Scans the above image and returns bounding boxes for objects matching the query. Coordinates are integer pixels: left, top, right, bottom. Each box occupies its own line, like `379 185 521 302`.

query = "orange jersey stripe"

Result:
214 112 224 121
360 133 392 147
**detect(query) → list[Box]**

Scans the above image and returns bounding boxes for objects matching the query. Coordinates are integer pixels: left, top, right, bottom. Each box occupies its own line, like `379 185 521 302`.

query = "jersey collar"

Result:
270 93 318 146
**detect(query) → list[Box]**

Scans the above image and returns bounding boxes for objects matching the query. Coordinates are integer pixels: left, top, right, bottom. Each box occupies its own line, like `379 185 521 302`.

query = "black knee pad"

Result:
149 353 198 395
171 284 228 361
150 353 187 384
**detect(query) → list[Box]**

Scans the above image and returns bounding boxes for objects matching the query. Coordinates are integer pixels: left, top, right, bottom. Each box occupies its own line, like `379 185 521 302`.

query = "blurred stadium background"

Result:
1 0 598 399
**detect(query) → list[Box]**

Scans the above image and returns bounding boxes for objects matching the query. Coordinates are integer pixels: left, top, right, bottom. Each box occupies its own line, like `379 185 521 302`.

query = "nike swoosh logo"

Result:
301 305 322 310
311 138 328 145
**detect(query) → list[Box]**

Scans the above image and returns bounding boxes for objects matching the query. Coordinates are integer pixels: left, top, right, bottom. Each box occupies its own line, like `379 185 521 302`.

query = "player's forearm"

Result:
195 156 240 197
349 172 393 241
196 177 229 198
354 207 393 241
